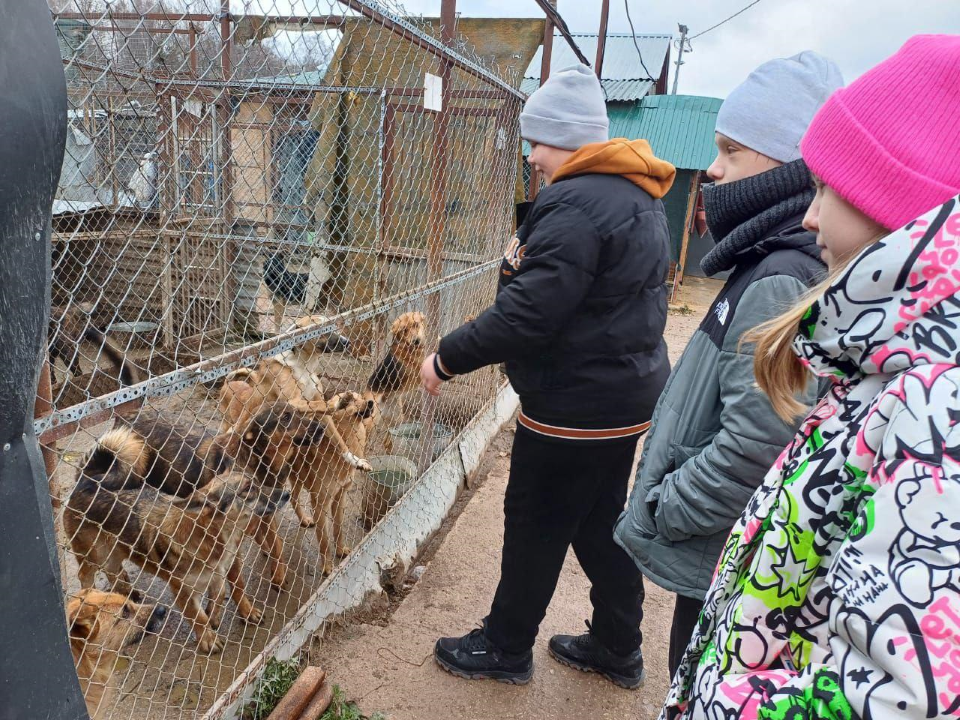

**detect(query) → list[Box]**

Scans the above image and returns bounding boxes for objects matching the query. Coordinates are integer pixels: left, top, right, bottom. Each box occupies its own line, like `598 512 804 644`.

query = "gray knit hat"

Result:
716 51 843 163
520 64 608 150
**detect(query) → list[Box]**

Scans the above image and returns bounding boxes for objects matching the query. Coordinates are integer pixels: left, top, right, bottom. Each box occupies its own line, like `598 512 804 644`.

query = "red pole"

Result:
595 0 610 78
527 16 553 201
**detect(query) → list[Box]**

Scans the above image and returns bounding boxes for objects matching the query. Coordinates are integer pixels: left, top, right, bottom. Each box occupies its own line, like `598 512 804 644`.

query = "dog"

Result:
366 311 427 452
67 588 166 719
219 314 370 526
366 311 427 400
263 252 331 332
87 404 335 589
64 405 325 651
49 302 138 388
286 390 378 576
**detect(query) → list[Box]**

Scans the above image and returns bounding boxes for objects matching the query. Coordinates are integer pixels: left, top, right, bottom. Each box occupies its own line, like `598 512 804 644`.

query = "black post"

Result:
0 1 88 718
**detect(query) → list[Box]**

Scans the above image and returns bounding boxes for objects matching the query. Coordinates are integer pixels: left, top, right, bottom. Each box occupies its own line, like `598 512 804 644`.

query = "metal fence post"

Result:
0 1 87 717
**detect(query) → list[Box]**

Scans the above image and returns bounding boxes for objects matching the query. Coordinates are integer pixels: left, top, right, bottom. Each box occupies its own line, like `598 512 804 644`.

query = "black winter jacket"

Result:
438 172 672 438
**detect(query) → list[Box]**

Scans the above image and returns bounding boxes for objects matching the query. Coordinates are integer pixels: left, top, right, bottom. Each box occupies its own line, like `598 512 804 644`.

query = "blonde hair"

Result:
745 274 836 422
747 236 887 422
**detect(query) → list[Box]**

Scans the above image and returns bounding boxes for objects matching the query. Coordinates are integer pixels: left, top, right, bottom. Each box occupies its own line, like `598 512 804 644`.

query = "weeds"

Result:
320 685 385 720
241 657 302 720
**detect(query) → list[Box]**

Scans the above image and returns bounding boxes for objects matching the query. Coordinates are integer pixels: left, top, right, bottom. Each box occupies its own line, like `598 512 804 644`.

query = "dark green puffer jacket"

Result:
613 215 823 600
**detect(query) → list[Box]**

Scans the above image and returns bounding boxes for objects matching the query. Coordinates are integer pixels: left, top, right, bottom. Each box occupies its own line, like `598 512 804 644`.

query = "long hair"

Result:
745 274 837 422
746 235 887 422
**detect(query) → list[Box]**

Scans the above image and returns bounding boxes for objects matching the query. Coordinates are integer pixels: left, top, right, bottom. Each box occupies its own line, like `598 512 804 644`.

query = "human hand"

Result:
421 353 442 397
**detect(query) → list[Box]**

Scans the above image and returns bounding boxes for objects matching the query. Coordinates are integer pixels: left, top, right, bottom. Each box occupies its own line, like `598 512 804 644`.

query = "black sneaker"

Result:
548 624 644 689
434 627 534 685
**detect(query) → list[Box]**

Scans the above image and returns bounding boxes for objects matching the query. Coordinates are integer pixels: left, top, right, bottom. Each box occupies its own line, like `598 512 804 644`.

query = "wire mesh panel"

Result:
41 2 532 717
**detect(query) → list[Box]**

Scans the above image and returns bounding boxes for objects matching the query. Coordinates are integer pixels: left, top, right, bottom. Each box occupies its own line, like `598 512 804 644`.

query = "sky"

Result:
340 0 960 98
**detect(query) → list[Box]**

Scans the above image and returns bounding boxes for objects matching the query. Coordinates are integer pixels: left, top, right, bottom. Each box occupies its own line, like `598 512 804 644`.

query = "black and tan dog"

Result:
49 302 139 388
65 405 325 651
366 311 427 453
366 311 427 400
67 588 166 719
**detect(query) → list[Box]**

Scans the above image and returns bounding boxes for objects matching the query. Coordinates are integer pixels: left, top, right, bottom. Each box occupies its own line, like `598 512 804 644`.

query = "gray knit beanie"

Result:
716 51 843 163
520 64 608 150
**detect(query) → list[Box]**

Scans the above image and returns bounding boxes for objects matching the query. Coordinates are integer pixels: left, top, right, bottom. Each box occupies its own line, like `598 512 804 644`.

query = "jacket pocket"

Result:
639 485 662 540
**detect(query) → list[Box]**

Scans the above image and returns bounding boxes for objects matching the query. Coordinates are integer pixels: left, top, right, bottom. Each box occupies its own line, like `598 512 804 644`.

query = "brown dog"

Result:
65 405 324 650
220 315 370 525
287 391 377 576
67 588 166 719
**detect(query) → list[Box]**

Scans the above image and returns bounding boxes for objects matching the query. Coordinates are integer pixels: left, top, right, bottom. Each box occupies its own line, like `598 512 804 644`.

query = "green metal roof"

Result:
608 95 722 171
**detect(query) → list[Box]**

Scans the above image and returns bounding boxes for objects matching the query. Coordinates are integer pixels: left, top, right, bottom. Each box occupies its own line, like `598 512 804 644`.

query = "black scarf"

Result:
700 159 815 276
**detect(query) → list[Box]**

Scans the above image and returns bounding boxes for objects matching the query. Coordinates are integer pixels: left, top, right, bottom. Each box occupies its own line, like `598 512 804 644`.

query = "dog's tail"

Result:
82 326 139 386
84 426 150 481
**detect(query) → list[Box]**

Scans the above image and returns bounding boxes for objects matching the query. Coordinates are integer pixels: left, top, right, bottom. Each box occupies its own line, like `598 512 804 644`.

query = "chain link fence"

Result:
40 1 534 716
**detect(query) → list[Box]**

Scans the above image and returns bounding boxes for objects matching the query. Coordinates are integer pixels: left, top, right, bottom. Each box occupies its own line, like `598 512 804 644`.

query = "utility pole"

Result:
671 23 690 95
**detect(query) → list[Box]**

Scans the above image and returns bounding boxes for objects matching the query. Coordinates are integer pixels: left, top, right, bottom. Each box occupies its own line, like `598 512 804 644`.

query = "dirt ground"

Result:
309 277 719 720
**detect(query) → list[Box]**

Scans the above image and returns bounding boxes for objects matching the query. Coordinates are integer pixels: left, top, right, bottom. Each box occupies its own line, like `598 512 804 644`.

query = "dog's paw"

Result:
336 542 352 558
298 514 317 528
239 605 264 626
196 630 224 654
345 452 372 472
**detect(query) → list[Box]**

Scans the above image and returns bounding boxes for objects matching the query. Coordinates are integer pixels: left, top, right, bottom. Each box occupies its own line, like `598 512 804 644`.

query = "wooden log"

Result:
296 680 334 720
266 667 326 720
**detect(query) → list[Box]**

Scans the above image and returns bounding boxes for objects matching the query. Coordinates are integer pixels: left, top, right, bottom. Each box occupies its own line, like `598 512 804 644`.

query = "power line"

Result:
623 0 655 81
689 0 763 40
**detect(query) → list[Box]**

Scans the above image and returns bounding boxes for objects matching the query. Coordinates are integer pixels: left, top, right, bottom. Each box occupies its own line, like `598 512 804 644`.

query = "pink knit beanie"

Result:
801 34 960 231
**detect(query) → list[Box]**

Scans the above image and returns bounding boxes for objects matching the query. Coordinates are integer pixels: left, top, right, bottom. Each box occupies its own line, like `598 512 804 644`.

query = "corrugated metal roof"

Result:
520 76 654 102
524 33 670 101
608 95 722 170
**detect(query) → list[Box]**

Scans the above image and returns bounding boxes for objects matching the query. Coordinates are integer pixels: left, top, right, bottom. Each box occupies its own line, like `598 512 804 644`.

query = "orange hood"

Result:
551 138 676 199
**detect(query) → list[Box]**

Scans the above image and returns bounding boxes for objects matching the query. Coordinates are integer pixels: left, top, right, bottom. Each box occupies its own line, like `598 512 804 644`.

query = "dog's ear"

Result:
67 594 97 642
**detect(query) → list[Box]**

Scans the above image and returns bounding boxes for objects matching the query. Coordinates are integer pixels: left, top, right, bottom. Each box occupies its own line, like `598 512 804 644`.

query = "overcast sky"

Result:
381 0 960 97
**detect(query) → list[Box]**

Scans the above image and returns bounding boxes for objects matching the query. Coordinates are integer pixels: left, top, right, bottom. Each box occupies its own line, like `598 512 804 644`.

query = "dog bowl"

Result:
361 455 419 529
388 422 453 462
107 320 159 350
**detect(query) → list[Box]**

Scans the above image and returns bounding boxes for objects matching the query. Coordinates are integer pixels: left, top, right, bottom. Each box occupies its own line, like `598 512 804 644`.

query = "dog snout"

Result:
147 604 167 633
260 488 290 516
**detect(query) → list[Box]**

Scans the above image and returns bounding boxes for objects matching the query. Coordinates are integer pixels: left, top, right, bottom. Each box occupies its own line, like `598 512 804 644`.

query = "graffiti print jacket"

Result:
665 196 960 720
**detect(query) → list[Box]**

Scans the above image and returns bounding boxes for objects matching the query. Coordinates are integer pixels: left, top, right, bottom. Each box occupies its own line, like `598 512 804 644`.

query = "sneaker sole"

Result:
434 653 533 685
548 646 645 690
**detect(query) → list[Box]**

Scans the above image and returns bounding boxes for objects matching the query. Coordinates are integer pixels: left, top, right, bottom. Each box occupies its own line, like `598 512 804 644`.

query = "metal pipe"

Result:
334 0 525 101
531 0 591 67
35 259 501 440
